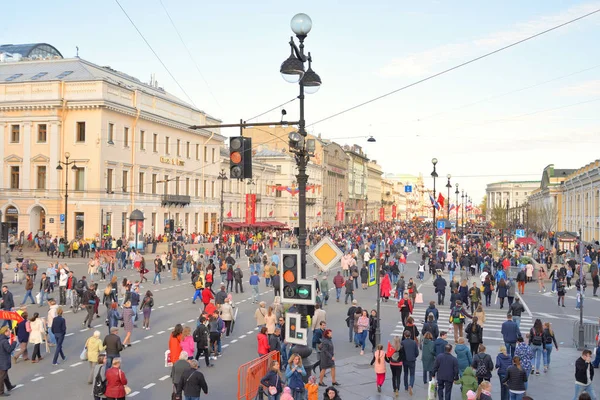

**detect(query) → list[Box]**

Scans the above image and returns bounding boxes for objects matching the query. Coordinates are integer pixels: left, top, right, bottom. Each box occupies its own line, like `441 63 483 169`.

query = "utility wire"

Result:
245 98 298 122
307 7 600 127
159 0 222 111
114 0 197 108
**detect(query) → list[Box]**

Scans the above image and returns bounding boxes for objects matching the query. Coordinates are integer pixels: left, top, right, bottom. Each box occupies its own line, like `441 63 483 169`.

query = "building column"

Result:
22 122 32 189
49 122 60 191
0 124 5 188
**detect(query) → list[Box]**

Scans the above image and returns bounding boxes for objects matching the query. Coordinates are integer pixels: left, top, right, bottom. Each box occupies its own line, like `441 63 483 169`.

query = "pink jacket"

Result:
180 335 195 358
372 350 387 374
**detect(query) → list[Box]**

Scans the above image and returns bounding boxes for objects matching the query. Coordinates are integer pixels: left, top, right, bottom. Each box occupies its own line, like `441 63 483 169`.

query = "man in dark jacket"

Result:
0 326 17 395
508 298 525 329
271 270 281 297
424 301 439 322
433 275 447 305
401 329 419 395
422 314 439 340
346 300 358 343
574 349 595 399
344 277 354 304
432 344 459 400
193 317 213 367
233 265 244 294
13 312 29 363
177 360 208 399
214 284 228 306
0 287 14 328
434 331 449 357
103 327 124 368
501 313 521 358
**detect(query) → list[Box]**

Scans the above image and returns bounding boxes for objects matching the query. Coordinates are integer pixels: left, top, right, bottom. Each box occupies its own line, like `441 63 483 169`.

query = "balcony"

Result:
161 194 191 207
306 197 317 206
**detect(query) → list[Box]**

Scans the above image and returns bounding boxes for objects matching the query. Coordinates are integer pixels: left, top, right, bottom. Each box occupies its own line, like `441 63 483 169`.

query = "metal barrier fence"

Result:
237 351 280 400
572 321 600 349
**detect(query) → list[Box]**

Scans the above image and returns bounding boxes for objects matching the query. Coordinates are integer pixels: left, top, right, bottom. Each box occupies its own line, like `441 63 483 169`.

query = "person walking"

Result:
370 344 387 392
171 351 191 395
451 300 472 343
432 344 459 400
121 301 134 347
28 312 46 363
495 345 513 400
516 267 527 295
501 314 521 359
455 337 473 377
220 298 234 337
528 318 544 375
574 349 596 400
82 285 99 329
21 275 36 305
92 354 107 400
401 329 419 395
398 292 413 328
0 326 17 396
421 332 435 386
471 344 494 385
455 366 478 400
469 282 481 314
344 276 354 304
497 279 508 309
356 310 369 355
514 337 533 389
85 330 106 384
13 311 29 363
542 322 558 372
508 298 525 329
286 353 308 400
176 359 208 399
105 357 128 400
249 271 260 303
318 330 338 388
103 327 124 369
465 316 483 355
503 356 528 400
434 274 447 305
140 290 153 330
51 307 67 365
260 360 284 400
333 271 344 302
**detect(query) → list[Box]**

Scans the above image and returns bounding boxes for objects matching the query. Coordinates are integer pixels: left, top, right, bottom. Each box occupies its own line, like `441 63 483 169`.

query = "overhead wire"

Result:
245 98 298 122
307 7 600 128
114 0 197 108
158 0 222 111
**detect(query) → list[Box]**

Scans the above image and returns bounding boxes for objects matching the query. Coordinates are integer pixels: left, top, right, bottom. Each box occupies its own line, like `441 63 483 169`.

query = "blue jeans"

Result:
106 354 116 369
498 374 508 400
192 289 202 303
593 344 600 368
185 396 200 400
530 344 543 372
132 305 138 322
509 392 524 400
403 360 416 390
185 262 191 274
358 330 368 350
47 330 56 345
52 333 66 364
21 289 35 304
543 343 553 367
552 279 557 292
335 287 341 300
251 285 259 302
513 316 521 330
449 270 454 282
153 272 161 284
505 342 516 359
177 268 183 281
573 383 597 400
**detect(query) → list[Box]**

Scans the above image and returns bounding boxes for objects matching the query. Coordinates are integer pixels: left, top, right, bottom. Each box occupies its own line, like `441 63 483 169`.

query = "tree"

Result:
480 195 487 219
490 205 507 229
538 202 559 233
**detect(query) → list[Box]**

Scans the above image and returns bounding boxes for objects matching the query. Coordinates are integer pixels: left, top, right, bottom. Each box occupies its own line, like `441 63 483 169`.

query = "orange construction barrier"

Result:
237 351 280 400
98 250 117 259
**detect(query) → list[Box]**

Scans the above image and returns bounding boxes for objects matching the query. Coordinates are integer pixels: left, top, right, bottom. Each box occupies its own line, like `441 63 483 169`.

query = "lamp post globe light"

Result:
280 13 322 362
445 174 452 219
455 183 459 226
56 152 78 243
461 190 465 238
431 158 438 258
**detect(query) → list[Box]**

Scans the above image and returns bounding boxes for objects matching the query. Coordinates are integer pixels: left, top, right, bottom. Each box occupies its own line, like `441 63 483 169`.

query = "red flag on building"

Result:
226 210 232 218
379 207 385 222
391 204 397 219
269 210 273 217
317 211 321 216
245 194 256 224
336 202 345 222
437 193 445 209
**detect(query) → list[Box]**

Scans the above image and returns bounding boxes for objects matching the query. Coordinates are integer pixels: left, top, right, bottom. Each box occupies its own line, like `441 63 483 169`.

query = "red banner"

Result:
245 194 256 224
336 202 345 222
392 204 397 219
379 207 385 222
0 310 24 323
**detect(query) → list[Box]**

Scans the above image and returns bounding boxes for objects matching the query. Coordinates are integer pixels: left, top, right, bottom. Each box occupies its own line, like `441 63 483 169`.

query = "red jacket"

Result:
257 333 270 355
104 367 128 398
398 298 413 314
201 289 214 305
333 274 345 289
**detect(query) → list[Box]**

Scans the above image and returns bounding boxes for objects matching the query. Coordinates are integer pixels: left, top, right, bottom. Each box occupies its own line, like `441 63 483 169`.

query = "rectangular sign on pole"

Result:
368 259 377 287
515 229 525 238
336 201 345 222
391 204 397 219
404 185 412 193
437 221 445 229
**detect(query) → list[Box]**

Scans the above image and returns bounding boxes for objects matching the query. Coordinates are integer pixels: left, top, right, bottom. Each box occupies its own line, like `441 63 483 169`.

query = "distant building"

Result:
344 144 368 223
485 181 539 220
561 160 600 242
527 165 574 233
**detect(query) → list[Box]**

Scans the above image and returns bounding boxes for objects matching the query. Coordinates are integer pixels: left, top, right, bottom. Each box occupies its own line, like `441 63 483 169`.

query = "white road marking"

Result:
176 300 182 304
158 305 164 309
79 328 89 332
70 362 83 367
239 335 247 339
168 303 174 306
31 376 45 381
13 384 23 390
247 331 254 334
230 339 238 343
132 340 141 344
51 369 64 374
65 333 74 337
159 375 170 381
94 324 102 328
222 344 229 348
188 319 195 323
143 383 156 389
128 391 140 397
157 331 165 335
144 335 154 339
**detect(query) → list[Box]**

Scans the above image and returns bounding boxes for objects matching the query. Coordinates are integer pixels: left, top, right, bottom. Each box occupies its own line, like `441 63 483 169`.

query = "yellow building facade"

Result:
0 55 224 240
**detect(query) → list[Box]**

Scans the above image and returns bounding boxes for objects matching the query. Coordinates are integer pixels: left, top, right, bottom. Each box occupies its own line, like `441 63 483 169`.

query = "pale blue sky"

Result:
3 0 600 202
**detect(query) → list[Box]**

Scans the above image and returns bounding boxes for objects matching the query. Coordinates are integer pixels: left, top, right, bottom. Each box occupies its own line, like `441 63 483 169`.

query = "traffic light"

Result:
280 249 316 305
229 136 252 179
285 312 307 346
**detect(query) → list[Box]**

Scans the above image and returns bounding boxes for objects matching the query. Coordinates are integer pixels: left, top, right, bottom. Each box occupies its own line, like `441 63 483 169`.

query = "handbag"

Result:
120 370 131 395
268 375 279 395
80 344 88 361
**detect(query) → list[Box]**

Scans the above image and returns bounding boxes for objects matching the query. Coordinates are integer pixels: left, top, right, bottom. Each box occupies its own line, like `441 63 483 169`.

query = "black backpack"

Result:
93 365 106 396
475 355 488 378
531 330 543 346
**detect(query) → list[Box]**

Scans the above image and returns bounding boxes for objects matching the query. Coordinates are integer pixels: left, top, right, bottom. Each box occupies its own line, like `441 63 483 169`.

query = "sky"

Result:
3 0 600 204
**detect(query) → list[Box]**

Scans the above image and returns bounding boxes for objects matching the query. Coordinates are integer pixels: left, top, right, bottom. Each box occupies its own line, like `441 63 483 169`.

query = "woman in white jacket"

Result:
220 298 235 336
28 312 46 362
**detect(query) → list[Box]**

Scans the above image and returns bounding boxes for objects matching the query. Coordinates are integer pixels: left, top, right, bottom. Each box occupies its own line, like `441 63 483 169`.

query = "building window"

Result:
123 127 129 148
10 125 19 143
107 169 113 193
107 123 114 144
74 167 85 191
139 172 144 194
195 179 199 197
186 142 190 159
122 170 129 193
152 174 157 195
164 175 169 195
76 122 86 142
203 180 207 198
524 192 528 196
177 139 181 157
196 144 200 160
175 177 180 195
204 146 208 162
37 166 46 189
139 130 145 150
211 182 215 198
10 166 19 189
185 178 190 196
37 124 47 143
515 192 519 196
275 183 282 198
153 133 158 152
165 137 170 154
212 148 215 163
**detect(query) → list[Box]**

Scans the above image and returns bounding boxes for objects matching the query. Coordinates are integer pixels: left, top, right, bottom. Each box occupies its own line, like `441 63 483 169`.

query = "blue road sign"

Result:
515 229 525 238
60 214 65 223
436 221 445 229
404 185 412 193
437 229 444 236
450 221 457 229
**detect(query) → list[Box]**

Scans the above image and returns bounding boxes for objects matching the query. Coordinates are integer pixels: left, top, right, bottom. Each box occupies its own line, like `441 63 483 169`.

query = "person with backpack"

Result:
92 354 107 400
514 336 533 389
528 318 545 375
471 344 494 385
140 290 154 330
193 316 213 368
502 355 528 400
465 316 483 355
385 335 404 396
450 300 472 343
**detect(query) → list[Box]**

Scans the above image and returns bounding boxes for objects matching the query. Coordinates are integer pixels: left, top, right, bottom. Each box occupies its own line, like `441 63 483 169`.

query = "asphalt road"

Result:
3 246 596 399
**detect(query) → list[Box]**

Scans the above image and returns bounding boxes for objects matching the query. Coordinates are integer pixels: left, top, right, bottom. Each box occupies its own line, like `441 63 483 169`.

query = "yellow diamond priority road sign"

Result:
309 236 343 272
